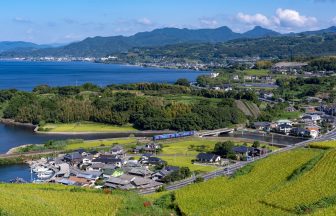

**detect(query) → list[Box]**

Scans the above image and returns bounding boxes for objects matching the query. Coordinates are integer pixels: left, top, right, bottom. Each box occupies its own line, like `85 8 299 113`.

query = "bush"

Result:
194 176 204 183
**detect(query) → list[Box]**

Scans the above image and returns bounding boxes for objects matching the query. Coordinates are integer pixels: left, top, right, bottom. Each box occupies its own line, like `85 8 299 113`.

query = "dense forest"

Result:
0 83 254 131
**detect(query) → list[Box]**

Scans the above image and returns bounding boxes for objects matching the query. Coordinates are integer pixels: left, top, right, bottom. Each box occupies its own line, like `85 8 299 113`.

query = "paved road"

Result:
138 129 336 195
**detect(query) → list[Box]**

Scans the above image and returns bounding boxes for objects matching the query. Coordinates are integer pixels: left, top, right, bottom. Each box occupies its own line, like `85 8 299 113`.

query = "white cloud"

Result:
274 8 317 28
236 12 272 27
199 18 218 28
236 9 318 31
137 17 153 26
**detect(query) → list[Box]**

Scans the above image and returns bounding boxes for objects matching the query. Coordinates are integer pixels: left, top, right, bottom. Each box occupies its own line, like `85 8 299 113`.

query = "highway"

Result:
138 128 336 195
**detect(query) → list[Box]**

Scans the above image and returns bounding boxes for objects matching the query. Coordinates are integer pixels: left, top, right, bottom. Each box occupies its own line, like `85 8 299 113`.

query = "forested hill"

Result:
112 33 336 62
2 26 335 58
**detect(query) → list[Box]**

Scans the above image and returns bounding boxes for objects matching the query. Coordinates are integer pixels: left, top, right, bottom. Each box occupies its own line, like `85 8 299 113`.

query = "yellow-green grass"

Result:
40 122 137 133
64 138 137 150
158 155 217 172
243 69 270 76
309 140 336 149
0 184 122 216
263 150 336 213
174 148 321 215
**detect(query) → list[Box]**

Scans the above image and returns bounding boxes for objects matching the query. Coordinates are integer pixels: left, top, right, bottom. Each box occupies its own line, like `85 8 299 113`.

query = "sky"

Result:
1 0 336 44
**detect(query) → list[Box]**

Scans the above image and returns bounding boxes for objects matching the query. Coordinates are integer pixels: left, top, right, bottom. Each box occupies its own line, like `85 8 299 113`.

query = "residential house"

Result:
232 146 255 160
302 114 321 124
110 145 125 156
151 166 180 181
252 122 271 131
305 125 320 139
196 153 221 163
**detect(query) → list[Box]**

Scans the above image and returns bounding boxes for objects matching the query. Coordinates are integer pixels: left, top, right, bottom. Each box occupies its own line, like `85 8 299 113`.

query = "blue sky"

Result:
1 0 336 44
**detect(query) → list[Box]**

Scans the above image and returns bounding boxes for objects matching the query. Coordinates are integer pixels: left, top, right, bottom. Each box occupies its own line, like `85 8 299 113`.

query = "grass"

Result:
275 111 302 120
162 94 221 105
64 138 137 151
158 155 217 172
39 122 137 133
243 69 270 76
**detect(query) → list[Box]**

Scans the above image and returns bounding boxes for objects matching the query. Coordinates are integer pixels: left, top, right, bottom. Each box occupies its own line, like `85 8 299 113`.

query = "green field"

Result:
155 137 277 173
39 122 137 133
243 69 270 76
0 184 175 216
275 111 302 120
309 140 336 149
173 148 325 215
64 138 137 151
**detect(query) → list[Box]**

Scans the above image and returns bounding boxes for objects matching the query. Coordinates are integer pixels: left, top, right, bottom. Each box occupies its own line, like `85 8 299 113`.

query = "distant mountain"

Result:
1 26 336 58
300 26 336 35
243 26 281 38
0 41 46 53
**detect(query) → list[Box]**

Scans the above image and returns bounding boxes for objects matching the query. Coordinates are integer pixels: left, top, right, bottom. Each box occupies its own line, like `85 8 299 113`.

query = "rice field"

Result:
40 122 137 133
174 148 322 215
0 184 123 216
309 140 336 149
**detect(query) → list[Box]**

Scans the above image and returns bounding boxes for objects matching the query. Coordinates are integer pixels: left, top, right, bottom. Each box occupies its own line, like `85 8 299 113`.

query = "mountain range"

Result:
1 26 336 58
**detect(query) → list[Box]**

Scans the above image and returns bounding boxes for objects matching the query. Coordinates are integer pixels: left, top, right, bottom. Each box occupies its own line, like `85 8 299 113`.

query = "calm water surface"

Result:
0 61 207 91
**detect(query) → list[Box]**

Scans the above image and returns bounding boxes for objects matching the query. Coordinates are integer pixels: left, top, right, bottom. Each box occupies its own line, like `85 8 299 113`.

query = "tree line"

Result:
0 83 249 131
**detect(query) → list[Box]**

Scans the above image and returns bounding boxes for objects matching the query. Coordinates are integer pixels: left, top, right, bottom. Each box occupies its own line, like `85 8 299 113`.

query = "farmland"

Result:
0 184 174 216
309 140 336 149
173 148 324 215
39 122 137 133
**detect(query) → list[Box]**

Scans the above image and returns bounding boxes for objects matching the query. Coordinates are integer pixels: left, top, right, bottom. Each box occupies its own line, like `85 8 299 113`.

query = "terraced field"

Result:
174 148 325 215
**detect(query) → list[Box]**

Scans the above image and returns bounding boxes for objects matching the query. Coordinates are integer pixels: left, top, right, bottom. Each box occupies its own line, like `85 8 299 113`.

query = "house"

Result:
140 156 166 166
254 148 269 156
104 174 163 190
302 114 321 124
87 162 105 172
110 145 125 156
290 127 310 138
232 75 240 81
151 166 180 181
275 120 293 126
252 122 271 131
223 84 233 92
63 152 82 164
277 124 293 134
209 72 219 78
305 125 320 139
92 155 124 167
133 143 160 154
233 146 255 158
127 167 153 177
286 106 297 112
272 62 308 74
196 153 221 163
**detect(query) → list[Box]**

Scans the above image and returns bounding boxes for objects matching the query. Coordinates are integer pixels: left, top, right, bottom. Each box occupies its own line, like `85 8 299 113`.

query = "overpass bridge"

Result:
196 128 234 137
